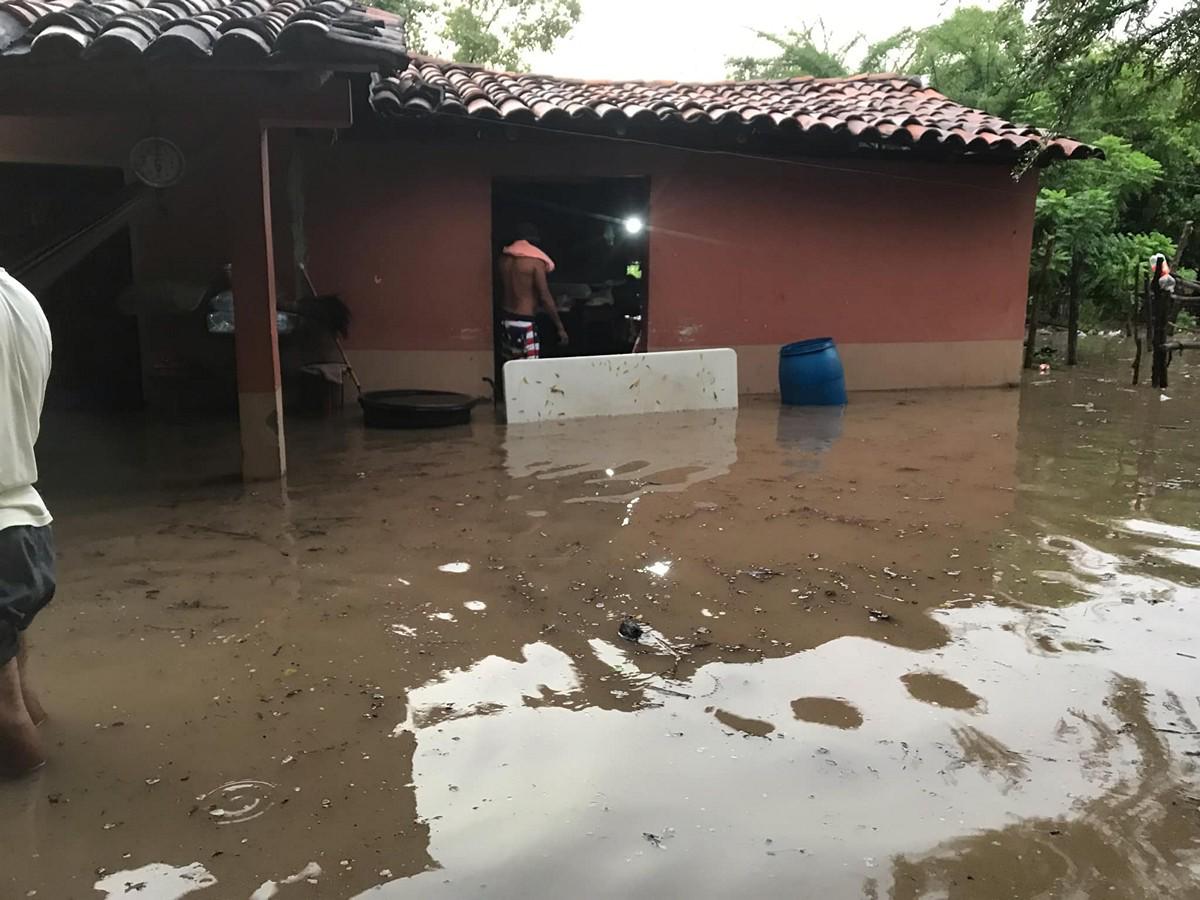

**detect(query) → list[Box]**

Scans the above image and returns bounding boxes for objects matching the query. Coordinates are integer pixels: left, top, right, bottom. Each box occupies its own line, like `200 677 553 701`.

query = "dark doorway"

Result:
492 177 649 370
0 163 141 411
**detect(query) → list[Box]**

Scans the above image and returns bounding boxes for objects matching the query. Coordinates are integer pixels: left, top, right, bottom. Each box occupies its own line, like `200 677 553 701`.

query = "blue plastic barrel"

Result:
779 338 847 406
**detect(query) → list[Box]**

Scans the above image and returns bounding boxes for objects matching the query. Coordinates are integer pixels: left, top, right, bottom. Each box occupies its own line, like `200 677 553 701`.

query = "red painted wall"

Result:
302 133 1036 356
648 159 1036 348
304 139 492 352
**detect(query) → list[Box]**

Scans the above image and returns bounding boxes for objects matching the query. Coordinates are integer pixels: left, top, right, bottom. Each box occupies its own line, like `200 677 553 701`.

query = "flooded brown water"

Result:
4 347 1200 898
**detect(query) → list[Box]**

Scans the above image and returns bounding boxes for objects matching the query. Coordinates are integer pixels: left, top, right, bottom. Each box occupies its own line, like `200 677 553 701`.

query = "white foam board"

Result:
503 349 738 423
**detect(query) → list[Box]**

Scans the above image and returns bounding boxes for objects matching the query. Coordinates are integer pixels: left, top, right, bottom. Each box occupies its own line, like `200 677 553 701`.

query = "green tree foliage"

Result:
1032 64 1200 240
1033 137 1167 319
371 0 580 70
1020 0 1200 110
1014 1 1200 322
861 6 1027 116
726 23 856 80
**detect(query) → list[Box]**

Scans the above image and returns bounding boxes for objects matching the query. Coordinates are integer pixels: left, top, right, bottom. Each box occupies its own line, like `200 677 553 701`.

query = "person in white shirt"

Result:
0 268 55 776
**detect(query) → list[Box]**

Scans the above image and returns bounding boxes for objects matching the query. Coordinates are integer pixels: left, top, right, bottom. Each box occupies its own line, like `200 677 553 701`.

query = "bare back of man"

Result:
502 256 548 318
499 255 567 348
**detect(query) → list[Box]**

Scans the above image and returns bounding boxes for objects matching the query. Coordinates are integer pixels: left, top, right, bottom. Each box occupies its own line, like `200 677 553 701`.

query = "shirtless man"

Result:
498 223 568 361
0 267 55 777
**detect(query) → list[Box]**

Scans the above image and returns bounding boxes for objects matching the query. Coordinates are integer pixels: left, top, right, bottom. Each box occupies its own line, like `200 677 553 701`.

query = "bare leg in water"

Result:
0 654 44 777
17 637 45 726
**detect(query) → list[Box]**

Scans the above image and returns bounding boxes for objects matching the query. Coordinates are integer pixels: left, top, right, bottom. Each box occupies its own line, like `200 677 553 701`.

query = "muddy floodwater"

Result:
4 350 1200 898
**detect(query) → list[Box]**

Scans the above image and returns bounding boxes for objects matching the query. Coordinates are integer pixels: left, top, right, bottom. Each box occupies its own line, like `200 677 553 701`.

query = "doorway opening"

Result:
0 163 141 412
492 177 649 372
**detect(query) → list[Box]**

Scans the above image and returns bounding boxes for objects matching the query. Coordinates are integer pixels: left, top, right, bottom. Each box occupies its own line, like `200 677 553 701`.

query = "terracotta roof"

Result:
0 0 406 68
371 60 1096 162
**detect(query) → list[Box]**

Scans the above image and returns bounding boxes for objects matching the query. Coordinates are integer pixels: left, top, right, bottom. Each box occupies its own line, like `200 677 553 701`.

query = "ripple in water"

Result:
200 780 276 825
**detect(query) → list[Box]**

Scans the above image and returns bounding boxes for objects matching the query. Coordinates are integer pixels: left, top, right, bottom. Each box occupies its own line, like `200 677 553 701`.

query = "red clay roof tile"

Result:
0 0 406 68
371 59 1095 162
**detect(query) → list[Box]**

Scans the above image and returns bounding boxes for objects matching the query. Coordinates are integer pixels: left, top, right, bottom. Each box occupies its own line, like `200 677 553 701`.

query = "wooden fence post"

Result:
1151 258 1169 389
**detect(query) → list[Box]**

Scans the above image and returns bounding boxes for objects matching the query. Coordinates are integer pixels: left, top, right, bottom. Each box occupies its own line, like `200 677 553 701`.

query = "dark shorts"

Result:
0 525 56 666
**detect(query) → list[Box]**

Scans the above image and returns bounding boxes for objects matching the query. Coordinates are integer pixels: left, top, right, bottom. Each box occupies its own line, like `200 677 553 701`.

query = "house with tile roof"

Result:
0 2 1092 480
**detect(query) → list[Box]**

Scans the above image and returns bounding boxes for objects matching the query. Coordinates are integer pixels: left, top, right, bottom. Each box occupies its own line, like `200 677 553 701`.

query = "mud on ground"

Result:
4 351 1200 898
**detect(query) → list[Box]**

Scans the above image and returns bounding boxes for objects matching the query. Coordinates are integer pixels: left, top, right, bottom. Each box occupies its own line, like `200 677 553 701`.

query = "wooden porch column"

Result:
230 123 286 481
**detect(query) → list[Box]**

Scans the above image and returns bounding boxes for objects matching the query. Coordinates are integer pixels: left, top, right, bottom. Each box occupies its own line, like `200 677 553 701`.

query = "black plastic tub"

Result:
360 390 476 429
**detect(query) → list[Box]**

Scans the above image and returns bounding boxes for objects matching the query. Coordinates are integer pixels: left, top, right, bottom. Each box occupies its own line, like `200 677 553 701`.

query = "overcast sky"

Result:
527 0 987 81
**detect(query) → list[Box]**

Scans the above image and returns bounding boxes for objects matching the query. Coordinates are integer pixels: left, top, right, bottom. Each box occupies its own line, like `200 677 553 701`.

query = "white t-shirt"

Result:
0 268 52 530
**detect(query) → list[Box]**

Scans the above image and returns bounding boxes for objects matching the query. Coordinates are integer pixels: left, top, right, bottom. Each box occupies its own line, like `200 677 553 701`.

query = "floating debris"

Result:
438 562 471 574
741 567 782 581
618 617 644 642
250 862 322 900
643 828 675 849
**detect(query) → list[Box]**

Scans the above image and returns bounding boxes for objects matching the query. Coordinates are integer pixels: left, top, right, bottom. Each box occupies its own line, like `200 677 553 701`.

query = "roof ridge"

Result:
406 55 915 90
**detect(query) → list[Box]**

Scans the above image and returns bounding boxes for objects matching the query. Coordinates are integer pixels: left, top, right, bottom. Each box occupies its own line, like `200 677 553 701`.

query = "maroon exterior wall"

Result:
302 133 1037 393
2 110 1039 398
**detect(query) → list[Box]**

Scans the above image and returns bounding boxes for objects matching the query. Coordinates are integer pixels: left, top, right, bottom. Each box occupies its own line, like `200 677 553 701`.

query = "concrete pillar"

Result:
229 124 286 481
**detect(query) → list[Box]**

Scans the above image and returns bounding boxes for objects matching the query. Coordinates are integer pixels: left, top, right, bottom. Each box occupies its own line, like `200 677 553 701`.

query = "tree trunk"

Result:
1066 252 1082 365
1171 220 1193 269
1025 234 1056 370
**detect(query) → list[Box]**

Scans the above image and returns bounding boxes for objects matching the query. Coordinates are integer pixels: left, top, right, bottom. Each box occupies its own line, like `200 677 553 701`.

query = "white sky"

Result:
527 0 983 81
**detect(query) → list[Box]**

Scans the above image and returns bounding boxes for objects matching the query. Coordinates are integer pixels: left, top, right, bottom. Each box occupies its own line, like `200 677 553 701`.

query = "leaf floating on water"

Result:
643 828 675 849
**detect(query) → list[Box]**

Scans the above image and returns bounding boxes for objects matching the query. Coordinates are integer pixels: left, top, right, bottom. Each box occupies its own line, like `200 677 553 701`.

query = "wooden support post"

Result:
1066 252 1081 366
1151 258 1169 389
229 124 286 481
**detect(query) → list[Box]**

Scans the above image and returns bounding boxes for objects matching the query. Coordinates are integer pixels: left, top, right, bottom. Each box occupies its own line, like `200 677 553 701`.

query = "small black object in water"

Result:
618 616 644 643
360 390 476 429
